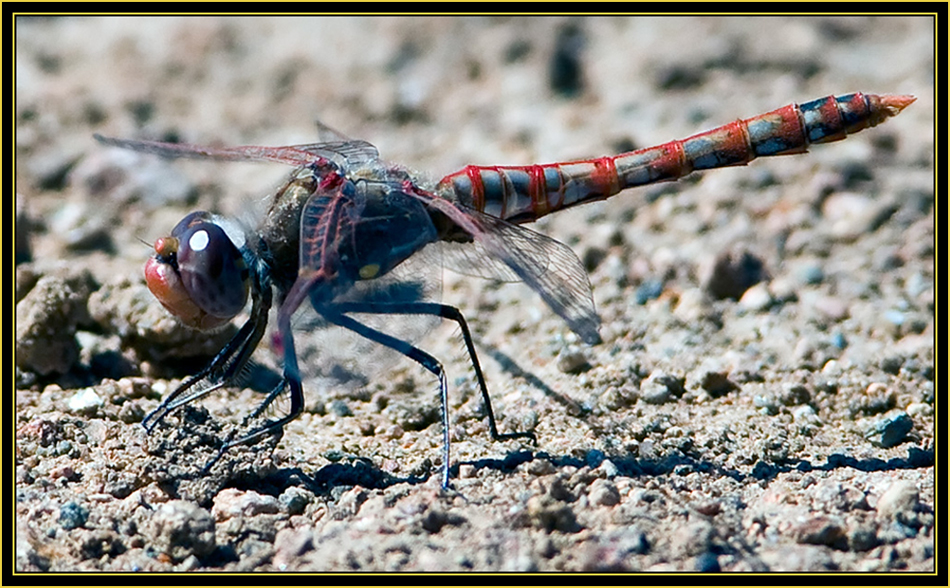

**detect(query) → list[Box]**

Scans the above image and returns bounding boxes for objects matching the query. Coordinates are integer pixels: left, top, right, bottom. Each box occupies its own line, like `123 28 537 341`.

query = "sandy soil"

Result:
15 15 935 573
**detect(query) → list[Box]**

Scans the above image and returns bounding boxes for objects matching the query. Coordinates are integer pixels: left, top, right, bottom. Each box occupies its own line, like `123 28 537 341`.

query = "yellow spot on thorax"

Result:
359 264 380 279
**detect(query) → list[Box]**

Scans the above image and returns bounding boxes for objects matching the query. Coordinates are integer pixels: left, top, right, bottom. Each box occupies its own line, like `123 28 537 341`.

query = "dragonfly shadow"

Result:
477 340 590 418
455 446 933 489
247 462 412 498
455 442 933 488
747 445 934 483
204 443 932 508
454 450 748 483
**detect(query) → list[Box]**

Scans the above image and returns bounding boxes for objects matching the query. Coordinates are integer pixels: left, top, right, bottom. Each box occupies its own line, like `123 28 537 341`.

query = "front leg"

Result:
142 275 272 432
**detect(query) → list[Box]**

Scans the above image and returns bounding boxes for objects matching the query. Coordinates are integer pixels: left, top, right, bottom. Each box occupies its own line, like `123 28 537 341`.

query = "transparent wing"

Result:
315 120 355 143
95 134 318 166
464 209 601 344
290 241 444 391
402 182 601 344
420 190 600 344
437 239 522 282
284 140 380 168
95 134 380 170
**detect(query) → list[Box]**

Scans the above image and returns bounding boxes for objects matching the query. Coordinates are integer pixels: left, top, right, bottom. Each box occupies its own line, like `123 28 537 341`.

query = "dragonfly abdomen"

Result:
438 158 620 223
440 92 914 225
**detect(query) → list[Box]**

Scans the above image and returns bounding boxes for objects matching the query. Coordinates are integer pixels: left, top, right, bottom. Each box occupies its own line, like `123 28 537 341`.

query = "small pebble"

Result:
527 496 579 533
792 404 819 423
793 515 846 547
328 400 353 417
886 307 907 324
279 487 312 516
798 264 824 285
880 355 905 375
821 191 876 240
702 247 768 300
694 551 721 572
640 371 684 405
905 402 932 418
673 288 713 323
865 411 913 448
903 270 926 297
598 459 619 479
49 464 76 481
212 489 280 521
848 525 880 552
67 388 103 413
753 394 779 416
174 554 201 572
821 359 842 375
556 346 592 374
738 282 773 311
58 501 89 530
634 279 664 305
696 370 738 398
876 480 919 521
877 520 918 544
150 500 216 562
589 479 620 506
829 331 848 350
779 383 811 406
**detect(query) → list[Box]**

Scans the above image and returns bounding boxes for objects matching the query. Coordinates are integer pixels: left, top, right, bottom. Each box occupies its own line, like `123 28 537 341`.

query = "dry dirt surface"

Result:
15 15 935 574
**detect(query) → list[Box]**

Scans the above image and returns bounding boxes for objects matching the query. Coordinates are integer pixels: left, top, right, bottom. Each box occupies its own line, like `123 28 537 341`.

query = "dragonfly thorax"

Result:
341 179 439 283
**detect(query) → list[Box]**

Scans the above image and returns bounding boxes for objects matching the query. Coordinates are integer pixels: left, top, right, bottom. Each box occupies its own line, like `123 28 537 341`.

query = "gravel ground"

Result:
15 15 935 574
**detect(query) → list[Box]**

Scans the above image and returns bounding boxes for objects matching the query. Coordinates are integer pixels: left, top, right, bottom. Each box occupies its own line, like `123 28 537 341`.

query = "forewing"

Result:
95 134 380 170
94 134 319 166
287 140 380 168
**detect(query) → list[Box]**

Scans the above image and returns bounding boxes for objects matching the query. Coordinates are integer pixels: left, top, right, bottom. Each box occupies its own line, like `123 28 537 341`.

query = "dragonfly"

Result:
95 92 914 488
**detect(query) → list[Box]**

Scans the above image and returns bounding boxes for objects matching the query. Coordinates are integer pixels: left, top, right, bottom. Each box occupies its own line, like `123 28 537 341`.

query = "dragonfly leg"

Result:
202 301 302 473
329 301 536 488
142 282 272 433
142 313 264 432
333 301 537 445
200 376 293 476
318 307 453 487
434 304 537 444
241 379 289 424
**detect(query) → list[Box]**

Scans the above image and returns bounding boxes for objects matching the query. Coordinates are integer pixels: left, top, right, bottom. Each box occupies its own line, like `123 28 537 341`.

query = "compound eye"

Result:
175 221 249 321
170 210 214 239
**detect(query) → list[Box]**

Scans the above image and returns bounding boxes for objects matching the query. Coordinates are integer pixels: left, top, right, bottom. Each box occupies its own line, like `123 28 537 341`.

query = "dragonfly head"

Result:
145 211 250 330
